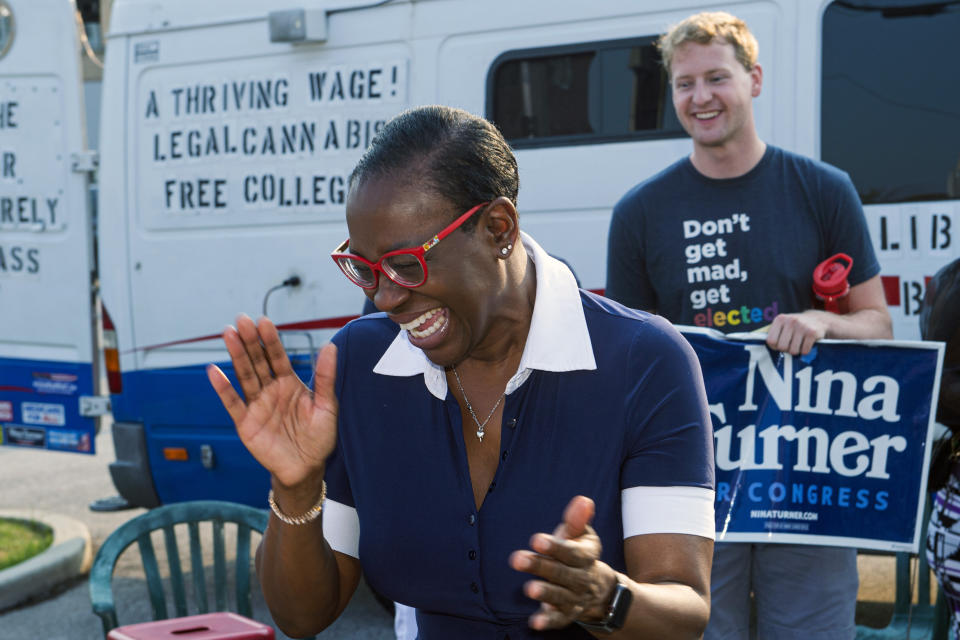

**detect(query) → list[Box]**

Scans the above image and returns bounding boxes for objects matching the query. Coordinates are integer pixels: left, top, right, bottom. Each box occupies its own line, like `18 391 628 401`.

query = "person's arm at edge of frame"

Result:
255 474 362 638
765 274 893 356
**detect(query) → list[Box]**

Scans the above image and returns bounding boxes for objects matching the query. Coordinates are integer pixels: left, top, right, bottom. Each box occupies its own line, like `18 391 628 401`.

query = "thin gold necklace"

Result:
451 365 505 443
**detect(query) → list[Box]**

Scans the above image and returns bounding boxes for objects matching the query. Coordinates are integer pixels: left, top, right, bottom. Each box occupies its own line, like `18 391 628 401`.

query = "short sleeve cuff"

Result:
323 499 360 557
622 486 715 539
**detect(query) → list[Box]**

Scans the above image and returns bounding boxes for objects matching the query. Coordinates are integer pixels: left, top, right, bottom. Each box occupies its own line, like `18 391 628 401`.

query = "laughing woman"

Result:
208 105 715 639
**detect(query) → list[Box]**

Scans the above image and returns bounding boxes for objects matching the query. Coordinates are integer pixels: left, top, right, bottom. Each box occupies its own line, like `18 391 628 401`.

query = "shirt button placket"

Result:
500 417 515 473
466 513 481 599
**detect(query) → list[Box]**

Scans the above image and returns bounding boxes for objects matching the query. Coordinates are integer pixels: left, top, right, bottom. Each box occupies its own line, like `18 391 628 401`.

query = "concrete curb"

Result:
0 509 93 611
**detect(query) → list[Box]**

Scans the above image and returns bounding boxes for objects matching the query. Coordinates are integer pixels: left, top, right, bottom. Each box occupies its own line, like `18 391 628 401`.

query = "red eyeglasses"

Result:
331 202 489 289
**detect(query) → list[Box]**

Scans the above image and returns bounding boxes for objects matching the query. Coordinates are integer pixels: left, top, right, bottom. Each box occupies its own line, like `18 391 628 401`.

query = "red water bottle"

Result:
813 253 853 314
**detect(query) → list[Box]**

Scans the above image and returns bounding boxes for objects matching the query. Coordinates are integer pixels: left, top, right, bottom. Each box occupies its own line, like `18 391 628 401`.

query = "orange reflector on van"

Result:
163 447 189 461
101 303 123 394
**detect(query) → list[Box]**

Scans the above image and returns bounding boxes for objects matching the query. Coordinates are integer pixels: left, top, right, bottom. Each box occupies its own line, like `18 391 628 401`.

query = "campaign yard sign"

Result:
680 328 944 552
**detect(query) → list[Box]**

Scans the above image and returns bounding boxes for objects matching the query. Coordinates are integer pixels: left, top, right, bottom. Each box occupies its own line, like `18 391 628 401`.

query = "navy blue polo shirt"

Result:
322 234 715 639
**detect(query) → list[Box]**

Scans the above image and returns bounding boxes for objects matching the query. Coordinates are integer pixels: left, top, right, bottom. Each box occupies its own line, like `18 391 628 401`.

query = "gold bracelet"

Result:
268 481 326 525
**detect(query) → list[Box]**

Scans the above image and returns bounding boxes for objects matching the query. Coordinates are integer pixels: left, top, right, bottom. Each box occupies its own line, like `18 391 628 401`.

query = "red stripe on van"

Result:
133 291 607 354
134 315 360 353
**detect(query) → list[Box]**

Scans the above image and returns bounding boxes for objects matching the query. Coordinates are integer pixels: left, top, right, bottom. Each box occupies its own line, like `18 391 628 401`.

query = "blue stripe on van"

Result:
0 356 96 454
110 355 315 506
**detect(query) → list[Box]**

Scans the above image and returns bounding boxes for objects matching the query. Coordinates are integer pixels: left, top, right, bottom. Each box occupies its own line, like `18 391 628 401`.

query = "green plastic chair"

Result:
855 497 951 640
88 500 270 638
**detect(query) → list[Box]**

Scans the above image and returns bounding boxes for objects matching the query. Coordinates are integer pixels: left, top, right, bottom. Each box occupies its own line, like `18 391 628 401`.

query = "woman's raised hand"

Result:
206 314 338 490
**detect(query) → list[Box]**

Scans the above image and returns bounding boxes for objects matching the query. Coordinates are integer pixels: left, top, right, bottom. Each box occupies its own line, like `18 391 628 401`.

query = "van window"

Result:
487 37 684 148
821 1 960 204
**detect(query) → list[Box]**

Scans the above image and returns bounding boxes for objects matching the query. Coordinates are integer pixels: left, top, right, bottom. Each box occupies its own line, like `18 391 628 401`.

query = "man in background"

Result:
605 11 891 640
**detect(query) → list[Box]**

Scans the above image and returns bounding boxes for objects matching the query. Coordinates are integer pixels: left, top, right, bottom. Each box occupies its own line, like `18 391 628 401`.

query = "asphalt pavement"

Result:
0 425 394 639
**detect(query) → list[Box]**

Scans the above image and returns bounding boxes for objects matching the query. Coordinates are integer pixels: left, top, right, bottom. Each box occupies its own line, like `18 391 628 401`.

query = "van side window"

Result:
821 1 960 203
487 38 684 148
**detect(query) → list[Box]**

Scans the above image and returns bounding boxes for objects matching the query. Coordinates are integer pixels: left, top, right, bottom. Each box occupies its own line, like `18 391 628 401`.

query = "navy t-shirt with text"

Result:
606 145 880 331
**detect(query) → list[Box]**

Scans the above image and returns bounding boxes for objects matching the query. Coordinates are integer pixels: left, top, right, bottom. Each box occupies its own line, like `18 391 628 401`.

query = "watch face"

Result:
608 582 633 630
576 581 634 632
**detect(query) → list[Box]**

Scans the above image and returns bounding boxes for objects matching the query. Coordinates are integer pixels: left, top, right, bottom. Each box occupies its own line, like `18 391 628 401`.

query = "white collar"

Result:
372 231 597 400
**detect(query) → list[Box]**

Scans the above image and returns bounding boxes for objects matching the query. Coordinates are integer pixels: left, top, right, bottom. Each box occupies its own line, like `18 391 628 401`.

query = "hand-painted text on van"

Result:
139 59 407 219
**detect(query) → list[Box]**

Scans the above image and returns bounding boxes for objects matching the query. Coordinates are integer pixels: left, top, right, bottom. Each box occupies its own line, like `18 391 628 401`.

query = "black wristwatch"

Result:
576 580 633 633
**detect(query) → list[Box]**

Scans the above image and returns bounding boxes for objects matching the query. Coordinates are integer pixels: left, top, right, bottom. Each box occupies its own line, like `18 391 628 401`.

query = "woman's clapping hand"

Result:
509 496 620 631
206 314 339 491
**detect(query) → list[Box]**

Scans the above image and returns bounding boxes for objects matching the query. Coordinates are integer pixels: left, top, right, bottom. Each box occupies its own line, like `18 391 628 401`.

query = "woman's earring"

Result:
500 243 513 257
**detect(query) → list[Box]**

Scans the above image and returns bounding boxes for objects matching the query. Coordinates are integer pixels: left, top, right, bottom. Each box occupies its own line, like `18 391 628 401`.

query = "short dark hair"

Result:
921 258 960 344
348 105 519 231
920 258 960 426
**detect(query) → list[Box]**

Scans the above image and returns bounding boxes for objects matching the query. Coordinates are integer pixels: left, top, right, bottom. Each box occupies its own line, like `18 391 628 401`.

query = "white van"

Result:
1 0 957 507
0 0 103 455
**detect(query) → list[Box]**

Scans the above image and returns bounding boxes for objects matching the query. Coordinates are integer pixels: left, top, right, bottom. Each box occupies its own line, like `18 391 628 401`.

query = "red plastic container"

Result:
812 253 853 314
107 613 274 640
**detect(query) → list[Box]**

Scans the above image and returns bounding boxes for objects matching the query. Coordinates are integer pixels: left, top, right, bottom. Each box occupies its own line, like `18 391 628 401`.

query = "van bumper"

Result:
108 421 161 508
